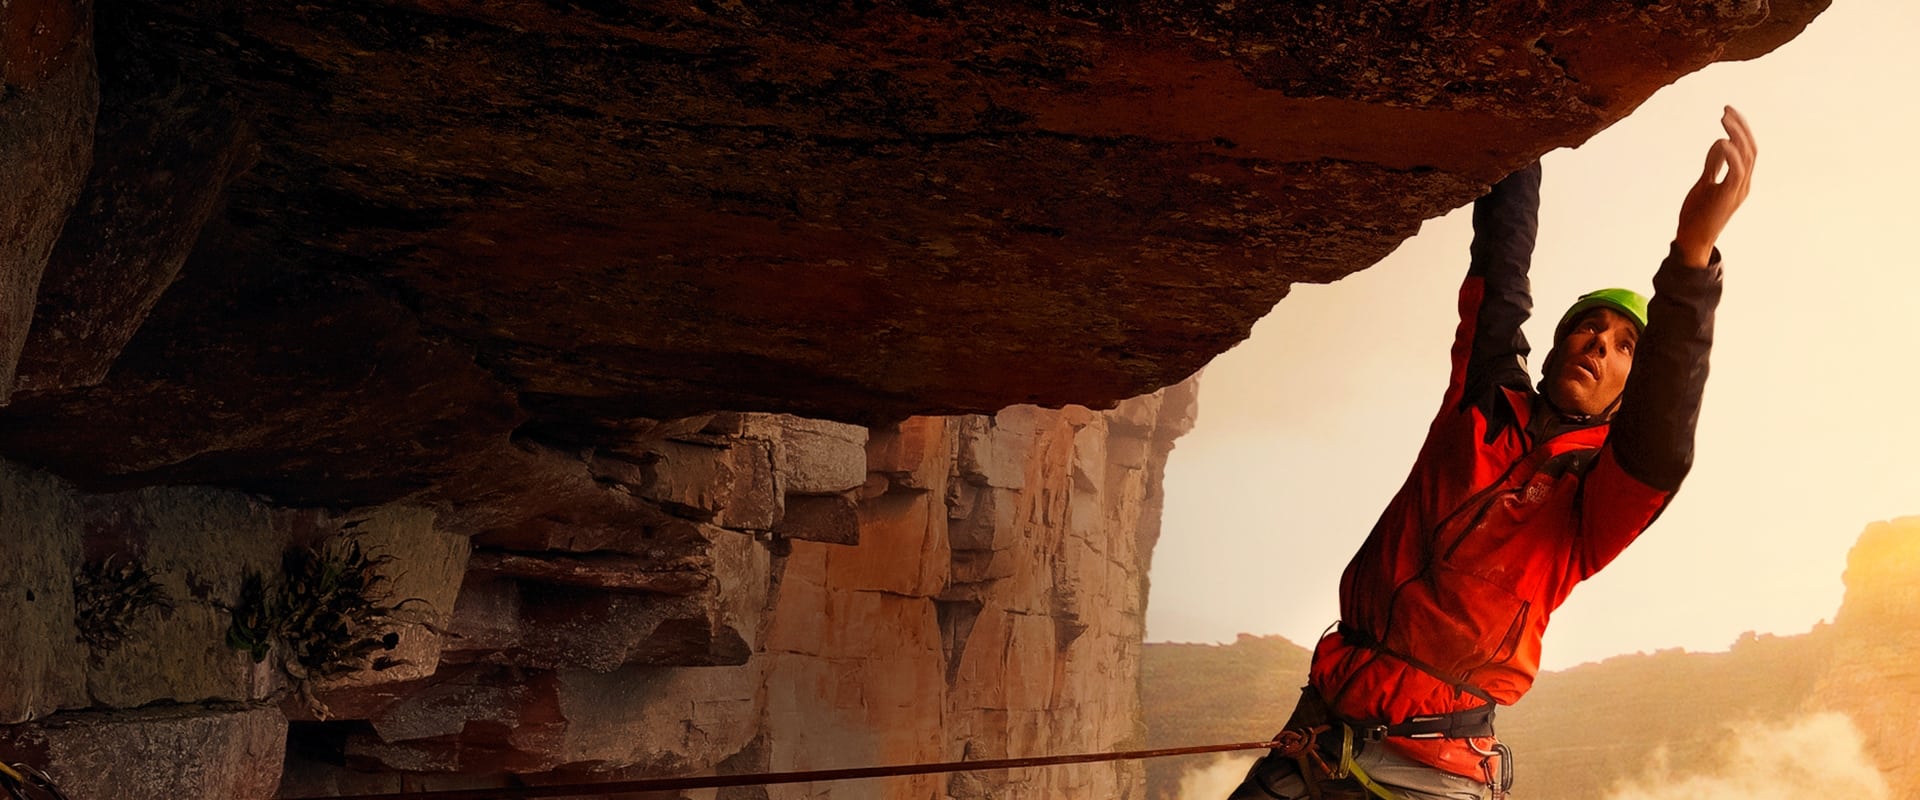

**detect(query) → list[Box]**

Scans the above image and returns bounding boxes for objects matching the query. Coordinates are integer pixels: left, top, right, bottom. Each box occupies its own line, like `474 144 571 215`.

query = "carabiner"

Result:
0 764 71 800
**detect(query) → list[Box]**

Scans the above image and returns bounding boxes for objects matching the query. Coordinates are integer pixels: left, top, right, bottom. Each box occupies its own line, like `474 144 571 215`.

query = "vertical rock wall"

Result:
268 379 1197 798
757 386 1197 799
1 380 1195 798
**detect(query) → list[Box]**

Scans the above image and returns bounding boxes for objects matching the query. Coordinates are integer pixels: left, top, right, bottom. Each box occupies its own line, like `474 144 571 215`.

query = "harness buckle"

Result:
1358 725 1390 743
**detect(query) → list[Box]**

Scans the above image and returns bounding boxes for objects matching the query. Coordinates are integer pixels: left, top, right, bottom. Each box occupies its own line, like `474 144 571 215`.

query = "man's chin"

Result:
1548 383 1598 417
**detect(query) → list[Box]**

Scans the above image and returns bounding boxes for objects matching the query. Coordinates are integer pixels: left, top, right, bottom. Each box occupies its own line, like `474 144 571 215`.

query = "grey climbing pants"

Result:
1225 741 1490 800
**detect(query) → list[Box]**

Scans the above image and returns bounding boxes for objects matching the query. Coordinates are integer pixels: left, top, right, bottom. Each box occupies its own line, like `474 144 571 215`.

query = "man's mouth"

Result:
1574 360 1600 381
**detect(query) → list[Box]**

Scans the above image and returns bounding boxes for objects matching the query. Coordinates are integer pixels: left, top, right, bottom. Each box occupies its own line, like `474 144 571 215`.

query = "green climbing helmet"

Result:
1554 287 1649 341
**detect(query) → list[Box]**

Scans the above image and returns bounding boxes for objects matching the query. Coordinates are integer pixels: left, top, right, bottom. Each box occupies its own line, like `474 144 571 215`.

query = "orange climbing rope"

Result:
278 737 1288 800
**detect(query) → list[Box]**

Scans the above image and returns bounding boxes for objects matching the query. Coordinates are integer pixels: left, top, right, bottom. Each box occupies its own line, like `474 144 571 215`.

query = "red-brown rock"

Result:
773 493 863 546
0 702 287 800
640 438 781 531
333 661 763 778
467 550 710 594
0 4 1834 797
451 524 770 673
0 0 94 404
0 0 1825 515
13 7 253 394
0 461 86 724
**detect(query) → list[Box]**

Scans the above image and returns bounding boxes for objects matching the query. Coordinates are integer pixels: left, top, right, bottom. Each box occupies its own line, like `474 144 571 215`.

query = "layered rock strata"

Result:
1 383 1192 797
0 461 461 798
239 380 1191 797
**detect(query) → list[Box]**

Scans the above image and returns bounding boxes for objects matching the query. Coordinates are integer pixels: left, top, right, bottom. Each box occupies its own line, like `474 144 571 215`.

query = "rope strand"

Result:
280 738 1285 800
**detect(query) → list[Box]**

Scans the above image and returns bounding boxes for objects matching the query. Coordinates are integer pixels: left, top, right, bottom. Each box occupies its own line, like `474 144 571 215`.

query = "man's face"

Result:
1546 307 1639 418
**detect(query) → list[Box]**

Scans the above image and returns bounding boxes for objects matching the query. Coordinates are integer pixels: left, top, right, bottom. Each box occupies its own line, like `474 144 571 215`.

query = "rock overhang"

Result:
0 0 1828 513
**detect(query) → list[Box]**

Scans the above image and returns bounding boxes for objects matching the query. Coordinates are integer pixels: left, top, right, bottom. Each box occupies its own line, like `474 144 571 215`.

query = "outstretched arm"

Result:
1611 106 1757 490
1579 107 1756 575
1447 162 1539 411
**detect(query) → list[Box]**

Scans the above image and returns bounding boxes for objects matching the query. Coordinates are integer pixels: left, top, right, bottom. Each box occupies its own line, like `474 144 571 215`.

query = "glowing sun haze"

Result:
1145 2 1920 671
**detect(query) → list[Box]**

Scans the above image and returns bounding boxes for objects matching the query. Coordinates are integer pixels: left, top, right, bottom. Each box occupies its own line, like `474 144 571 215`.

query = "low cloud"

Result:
1177 754 1259 800
1604 712 1887 800
1169 713 1886 800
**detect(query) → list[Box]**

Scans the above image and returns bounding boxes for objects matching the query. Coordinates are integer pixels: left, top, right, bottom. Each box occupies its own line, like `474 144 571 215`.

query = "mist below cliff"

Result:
1602 712 1885 800
1166 714 1887 800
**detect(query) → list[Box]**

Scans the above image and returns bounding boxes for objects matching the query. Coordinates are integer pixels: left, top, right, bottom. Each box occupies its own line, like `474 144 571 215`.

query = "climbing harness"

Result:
1261 717 1509 800
1334 726 1403 800
0 762 71 800
1243 719 1409 800
1253 683 1511 800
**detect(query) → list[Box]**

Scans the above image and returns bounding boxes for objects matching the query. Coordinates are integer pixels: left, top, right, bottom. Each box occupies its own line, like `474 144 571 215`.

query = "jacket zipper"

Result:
1437 452 1536 563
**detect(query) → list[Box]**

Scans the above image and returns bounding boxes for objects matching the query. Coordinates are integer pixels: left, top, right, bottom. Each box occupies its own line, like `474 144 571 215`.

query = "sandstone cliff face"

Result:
293 383 1194 797
0 467 461 798
1808 516 1920 797
0 379 1195 798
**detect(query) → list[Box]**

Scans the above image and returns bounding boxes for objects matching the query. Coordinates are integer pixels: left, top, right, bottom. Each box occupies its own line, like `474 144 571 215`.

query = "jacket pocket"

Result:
1384 562 1531 681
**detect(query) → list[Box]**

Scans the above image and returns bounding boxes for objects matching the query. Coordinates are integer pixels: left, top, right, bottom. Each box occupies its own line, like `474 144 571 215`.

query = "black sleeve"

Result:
1609 246 1724 491
1461 162 1539 408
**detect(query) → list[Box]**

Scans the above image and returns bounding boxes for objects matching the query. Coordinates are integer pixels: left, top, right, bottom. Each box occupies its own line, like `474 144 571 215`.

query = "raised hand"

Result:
1675 106 1758 268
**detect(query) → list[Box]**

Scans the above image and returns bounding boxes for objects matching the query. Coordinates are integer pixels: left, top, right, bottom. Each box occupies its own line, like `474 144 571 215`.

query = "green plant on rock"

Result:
224 535 423 717
72 556 175 659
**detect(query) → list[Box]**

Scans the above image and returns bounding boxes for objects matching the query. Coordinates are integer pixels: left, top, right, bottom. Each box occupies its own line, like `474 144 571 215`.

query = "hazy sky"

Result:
1145 3 1920 671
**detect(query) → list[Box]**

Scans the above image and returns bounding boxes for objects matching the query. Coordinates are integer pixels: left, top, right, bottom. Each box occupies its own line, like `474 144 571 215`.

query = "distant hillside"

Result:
1143 517 1920 800
1140 634 1310 800
1500 628 1833 799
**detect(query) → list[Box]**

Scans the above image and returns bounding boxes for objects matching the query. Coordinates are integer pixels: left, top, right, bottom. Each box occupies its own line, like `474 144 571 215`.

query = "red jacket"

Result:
1307 163 1723 779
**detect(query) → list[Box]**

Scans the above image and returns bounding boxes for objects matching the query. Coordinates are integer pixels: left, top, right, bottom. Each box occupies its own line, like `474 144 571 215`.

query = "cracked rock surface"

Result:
0 0 1824 515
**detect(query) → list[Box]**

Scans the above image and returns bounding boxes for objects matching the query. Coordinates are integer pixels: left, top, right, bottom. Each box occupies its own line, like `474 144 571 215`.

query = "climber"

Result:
1227 106 1757 800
